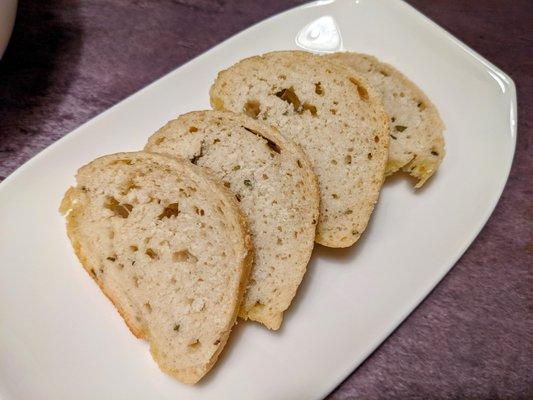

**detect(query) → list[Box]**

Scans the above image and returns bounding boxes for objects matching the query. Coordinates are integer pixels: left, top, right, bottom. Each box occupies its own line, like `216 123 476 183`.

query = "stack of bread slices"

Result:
60 50 445 384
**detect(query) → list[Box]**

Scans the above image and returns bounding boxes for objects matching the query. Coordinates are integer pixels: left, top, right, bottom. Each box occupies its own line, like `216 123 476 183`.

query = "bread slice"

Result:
146 110 319 330
325 52 445 187
210 50 389 248
59 151 252 384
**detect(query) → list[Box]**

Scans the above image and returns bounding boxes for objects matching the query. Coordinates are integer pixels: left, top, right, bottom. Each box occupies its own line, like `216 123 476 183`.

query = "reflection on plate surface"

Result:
296 15 343 52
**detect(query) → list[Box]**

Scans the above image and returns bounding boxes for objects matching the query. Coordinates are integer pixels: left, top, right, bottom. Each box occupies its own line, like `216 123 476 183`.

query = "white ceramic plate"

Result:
0 0 516 399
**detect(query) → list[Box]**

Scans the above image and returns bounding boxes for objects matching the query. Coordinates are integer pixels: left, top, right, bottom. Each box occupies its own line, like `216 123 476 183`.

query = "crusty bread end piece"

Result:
60 151 252 384
325 52 445 187
146 110 319 330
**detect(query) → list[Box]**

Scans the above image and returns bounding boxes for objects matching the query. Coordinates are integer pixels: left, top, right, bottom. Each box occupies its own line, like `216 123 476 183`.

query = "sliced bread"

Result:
210 50 389 248
325 52 445 187
145 110 319 330
59 151 252 384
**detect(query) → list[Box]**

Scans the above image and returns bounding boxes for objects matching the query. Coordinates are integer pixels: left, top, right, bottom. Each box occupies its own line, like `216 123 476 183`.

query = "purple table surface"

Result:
0 1 531 398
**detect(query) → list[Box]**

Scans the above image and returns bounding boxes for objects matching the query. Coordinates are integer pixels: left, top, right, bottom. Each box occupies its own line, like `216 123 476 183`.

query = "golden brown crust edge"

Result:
61 188 148 339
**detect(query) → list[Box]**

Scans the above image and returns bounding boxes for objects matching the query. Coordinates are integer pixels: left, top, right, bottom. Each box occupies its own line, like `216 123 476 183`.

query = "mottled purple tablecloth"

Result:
0 1 531 398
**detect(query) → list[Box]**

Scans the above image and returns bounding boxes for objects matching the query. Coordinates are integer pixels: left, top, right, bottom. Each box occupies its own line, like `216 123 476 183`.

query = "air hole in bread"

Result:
348 77 369 101
154 137 165 145
250 300 264 312
367 153 373 160
110 159 133 166
194 206 205 216
332 193 339 199
158 203 180 219
122 180 140 195
374 135 380 143
241 126 281 154
277 238 283 245
106 256 116 262
189 142 205 165
144 302 152 313
275 87 301 111
172 250 198 263
104 196 133 218
315 82 324 95
394 125 407 132
296 159 302 168
345 155 352 165
301 102 317 116
379 69 390 77
213 339 220 346
244 100 261 118
145 248 158 259
130 245 138 252
235 194 241 202
431 149 440 156
188 339 201 350
132 275 140 287
189 126 198 133
278 74 286 80
417 101 426 111
330 108 337 115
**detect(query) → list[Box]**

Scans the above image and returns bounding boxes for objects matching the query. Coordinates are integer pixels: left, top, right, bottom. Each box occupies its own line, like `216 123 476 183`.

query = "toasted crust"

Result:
61 189 147 339
210 50 389 247
146 110 319 330
325 52 445 187
60 151 252 384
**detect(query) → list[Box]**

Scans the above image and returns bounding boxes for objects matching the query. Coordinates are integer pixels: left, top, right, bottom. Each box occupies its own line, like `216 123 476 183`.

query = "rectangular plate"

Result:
0 1 516 399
